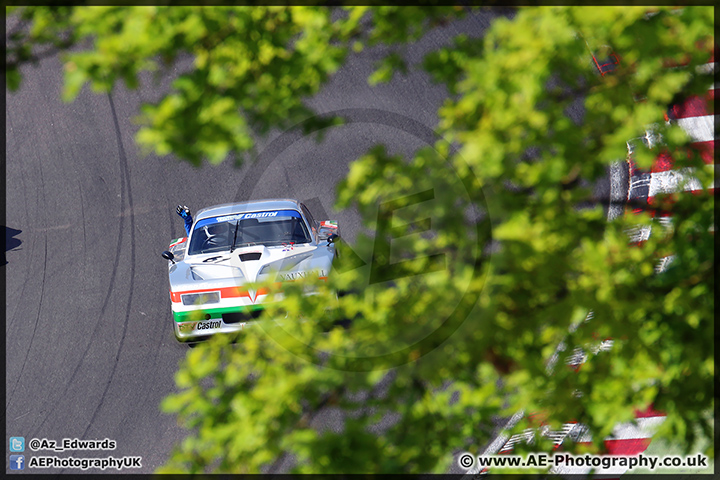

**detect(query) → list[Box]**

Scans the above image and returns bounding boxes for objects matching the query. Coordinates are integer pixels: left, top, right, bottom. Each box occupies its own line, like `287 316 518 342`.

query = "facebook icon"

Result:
9 455 25 470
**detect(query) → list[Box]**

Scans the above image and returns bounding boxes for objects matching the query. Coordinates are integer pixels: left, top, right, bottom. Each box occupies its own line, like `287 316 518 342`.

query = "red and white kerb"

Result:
475 45 714 479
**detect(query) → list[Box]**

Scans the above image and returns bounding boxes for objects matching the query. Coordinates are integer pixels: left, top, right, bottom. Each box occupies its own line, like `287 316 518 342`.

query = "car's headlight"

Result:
181 291 220 306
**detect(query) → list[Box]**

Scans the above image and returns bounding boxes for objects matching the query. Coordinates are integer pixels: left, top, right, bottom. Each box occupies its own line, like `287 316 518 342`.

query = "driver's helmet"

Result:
204 222 226 237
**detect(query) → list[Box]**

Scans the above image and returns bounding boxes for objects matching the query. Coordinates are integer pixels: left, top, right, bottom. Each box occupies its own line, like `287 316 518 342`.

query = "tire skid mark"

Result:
6 235 47 412
31 94 132 439
7 153 49 411
76 92 137 446
32 185 125 433
5 156 35 331
5 105 46 410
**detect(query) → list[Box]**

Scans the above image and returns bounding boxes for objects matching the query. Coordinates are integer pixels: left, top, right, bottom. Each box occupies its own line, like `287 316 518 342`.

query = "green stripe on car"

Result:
173 305 264 322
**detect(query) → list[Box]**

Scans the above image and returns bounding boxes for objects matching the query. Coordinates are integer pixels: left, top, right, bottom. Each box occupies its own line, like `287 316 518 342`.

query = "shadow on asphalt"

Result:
3 226 22 266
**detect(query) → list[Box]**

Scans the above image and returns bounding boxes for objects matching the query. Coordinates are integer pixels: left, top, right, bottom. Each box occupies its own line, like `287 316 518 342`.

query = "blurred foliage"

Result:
7 5 714 474
5 5 465 166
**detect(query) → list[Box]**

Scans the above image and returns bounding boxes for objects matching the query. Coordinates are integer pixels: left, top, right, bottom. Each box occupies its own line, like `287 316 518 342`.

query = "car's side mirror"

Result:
162 250 176 264
327 233 339 245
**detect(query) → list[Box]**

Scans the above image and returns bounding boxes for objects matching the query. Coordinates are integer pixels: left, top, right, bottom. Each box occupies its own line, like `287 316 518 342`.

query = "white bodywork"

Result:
165 199 338 342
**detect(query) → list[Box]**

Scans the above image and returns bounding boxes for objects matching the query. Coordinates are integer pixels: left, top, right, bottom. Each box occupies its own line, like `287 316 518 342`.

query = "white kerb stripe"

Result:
696 62 716 75
625 225 652 243
608 415 666 440
676 115 715 143
480 410 525 456
648 165 714 198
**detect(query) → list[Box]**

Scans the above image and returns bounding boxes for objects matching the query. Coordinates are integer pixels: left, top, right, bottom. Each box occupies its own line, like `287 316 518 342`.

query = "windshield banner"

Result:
195 210 302 229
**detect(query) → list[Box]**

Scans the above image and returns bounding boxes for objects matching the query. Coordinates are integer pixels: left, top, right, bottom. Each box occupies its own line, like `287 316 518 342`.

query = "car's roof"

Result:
195 199 303 221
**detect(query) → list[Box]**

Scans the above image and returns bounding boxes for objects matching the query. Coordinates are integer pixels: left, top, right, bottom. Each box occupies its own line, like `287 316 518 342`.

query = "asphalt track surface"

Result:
5 10 626 474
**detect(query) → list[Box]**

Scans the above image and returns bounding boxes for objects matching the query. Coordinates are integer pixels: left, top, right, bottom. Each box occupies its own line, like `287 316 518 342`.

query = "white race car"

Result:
162 199 339 343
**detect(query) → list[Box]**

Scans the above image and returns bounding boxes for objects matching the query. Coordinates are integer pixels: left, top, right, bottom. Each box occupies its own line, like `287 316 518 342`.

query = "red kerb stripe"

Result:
690 141 715 165
634 405 665 418
651 151 674 173
604 438 653 456
670 90 714 119
649 141 715 173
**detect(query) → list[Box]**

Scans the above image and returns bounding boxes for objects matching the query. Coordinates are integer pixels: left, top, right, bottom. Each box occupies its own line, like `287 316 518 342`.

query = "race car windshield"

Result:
188 210 311 255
